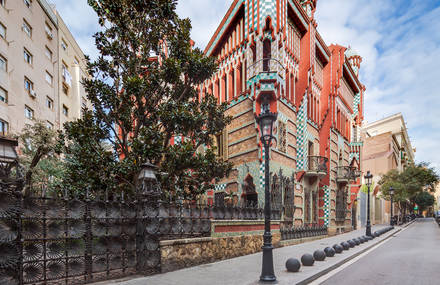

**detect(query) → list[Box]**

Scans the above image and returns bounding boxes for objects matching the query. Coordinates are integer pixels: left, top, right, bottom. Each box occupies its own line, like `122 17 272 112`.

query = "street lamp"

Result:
256 94 277 283
137 161 160 197
389 186 395 226
364 171 373 236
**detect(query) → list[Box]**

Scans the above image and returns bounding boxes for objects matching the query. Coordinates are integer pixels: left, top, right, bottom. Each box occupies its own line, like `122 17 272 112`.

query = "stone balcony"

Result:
305 156 328 179
336 166 361 184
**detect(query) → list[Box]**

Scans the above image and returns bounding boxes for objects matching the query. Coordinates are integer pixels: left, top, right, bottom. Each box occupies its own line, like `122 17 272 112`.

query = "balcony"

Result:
305 156 328 178
247 58 285 80
336 166 361 184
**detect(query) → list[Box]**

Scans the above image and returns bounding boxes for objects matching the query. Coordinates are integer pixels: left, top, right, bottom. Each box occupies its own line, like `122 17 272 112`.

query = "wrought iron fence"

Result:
280 224 328 240
0 181 282 285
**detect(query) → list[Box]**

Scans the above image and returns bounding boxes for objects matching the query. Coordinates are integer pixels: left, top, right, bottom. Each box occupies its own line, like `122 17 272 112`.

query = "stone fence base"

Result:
160 233 282 272
160 220 282 272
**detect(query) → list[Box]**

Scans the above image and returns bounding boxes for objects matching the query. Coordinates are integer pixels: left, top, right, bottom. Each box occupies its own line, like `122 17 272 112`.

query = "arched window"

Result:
241 175 258 207
263 38 271 72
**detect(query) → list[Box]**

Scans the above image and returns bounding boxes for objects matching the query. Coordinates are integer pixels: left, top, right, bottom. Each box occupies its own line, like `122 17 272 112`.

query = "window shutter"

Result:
222 129 228 160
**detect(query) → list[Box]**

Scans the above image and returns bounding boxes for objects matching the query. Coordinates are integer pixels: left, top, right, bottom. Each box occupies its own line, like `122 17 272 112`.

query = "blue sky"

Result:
49 0 440 173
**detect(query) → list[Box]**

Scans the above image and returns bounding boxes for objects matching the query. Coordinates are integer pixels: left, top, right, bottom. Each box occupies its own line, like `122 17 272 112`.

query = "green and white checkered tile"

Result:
174 135 182 144
351 92 361 119
322 185 330 226
349 152 360 161
260 0 277 29
214 184 227 192
296 96 308 170
259 147 266 190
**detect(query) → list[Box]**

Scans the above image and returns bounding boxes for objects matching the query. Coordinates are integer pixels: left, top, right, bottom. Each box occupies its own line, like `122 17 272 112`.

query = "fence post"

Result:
84 188 93 282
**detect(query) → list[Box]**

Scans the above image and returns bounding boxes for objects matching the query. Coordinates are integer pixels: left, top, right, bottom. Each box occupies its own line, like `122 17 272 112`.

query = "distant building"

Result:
0 0 89 136
359 113 415 226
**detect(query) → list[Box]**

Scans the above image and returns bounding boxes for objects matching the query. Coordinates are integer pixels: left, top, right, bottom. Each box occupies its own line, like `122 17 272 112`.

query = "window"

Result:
62 105 68 116
46 121 53 129
46 96 53 109
0 22 5 39
0 119 8 136
61 39 68 51
214 130 228 159
25 106 34 119
0 55 6 71
24 48 32 64
45 71 53 85
24 77 34 95
278 121 287 153
73 57 79 65
0 0 5 8
45 22 53 40
45 46 52 61
22 20 32 38
0 87 7 103
336 188 347 221
24 0 31 8
62 83 68 95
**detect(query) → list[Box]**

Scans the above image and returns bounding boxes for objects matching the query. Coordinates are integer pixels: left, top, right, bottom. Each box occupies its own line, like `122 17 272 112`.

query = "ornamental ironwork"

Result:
280 224 327 240
0 182 282 284
307 156 328 174
336 188 348 222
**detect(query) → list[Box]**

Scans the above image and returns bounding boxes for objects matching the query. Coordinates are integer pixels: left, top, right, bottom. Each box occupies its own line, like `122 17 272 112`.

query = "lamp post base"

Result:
366 224 372 236
260 244 276 283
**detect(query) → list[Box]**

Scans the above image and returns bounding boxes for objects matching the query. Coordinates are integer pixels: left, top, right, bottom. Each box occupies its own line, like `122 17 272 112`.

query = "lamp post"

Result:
389 186 395 226
256 95 277 283
364 171 373 236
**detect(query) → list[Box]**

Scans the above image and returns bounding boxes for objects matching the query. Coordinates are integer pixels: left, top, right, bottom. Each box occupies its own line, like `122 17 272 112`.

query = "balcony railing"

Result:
336 166 361 183
306 156 328 176
247 58 285 79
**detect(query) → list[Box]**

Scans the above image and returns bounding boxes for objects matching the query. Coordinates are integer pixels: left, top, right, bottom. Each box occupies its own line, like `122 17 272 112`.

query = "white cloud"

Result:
315 0 440 173
49 0 100 59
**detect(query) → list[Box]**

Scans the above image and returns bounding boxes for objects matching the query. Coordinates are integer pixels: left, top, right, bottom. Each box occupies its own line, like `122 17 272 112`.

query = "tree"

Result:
378 163 439 221
61 0 232 199
16 121 64 195
414 191 435 212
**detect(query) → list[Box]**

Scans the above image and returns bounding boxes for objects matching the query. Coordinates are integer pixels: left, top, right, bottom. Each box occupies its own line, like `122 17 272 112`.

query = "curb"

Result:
295 226 404 285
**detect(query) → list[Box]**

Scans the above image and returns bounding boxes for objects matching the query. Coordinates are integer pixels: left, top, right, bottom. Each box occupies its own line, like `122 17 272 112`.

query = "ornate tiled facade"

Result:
195 0 365 233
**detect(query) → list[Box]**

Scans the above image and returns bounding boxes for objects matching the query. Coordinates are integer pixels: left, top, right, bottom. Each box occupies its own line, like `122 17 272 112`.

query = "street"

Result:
319 218 440 285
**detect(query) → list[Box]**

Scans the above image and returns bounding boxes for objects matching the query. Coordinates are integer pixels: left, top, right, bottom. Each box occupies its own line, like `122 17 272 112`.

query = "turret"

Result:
345 47 362 77
300 0 318 18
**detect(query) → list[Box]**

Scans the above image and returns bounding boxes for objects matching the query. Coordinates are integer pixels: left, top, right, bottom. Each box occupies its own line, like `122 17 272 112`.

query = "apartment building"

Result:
358 113 415 226
190 0 365 234
0 0 88 136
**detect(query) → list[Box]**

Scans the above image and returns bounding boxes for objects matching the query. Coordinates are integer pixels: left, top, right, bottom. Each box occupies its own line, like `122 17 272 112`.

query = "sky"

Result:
49 0 440 173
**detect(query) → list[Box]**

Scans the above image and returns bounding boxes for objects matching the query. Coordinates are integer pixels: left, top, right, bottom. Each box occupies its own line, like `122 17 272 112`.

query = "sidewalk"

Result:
99 224 407 285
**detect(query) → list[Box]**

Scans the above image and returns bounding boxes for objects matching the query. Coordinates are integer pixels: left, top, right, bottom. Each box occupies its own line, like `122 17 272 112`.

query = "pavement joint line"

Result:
295 226 404 285
309 223 415 285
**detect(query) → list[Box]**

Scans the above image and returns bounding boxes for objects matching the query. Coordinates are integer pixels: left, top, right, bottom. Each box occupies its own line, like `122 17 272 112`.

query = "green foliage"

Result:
16 121 65 195
62 0 232 198
378 163 439 203
360 181 375 194
414 191 435 211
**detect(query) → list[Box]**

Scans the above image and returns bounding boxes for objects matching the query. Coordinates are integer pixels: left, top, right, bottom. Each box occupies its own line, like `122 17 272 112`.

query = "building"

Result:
194 0 365 234
0 0 88 136
359 113 415 226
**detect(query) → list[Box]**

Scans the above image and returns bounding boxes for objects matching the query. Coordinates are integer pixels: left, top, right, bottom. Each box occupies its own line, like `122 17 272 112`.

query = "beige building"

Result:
0 0 88 136
357 113 415 226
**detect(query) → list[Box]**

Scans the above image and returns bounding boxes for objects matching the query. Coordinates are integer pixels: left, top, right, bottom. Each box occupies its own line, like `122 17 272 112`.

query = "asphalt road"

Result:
320 218 440 285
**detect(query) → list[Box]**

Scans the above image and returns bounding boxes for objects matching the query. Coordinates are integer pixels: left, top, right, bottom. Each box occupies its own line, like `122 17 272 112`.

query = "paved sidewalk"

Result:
100 224 406 285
